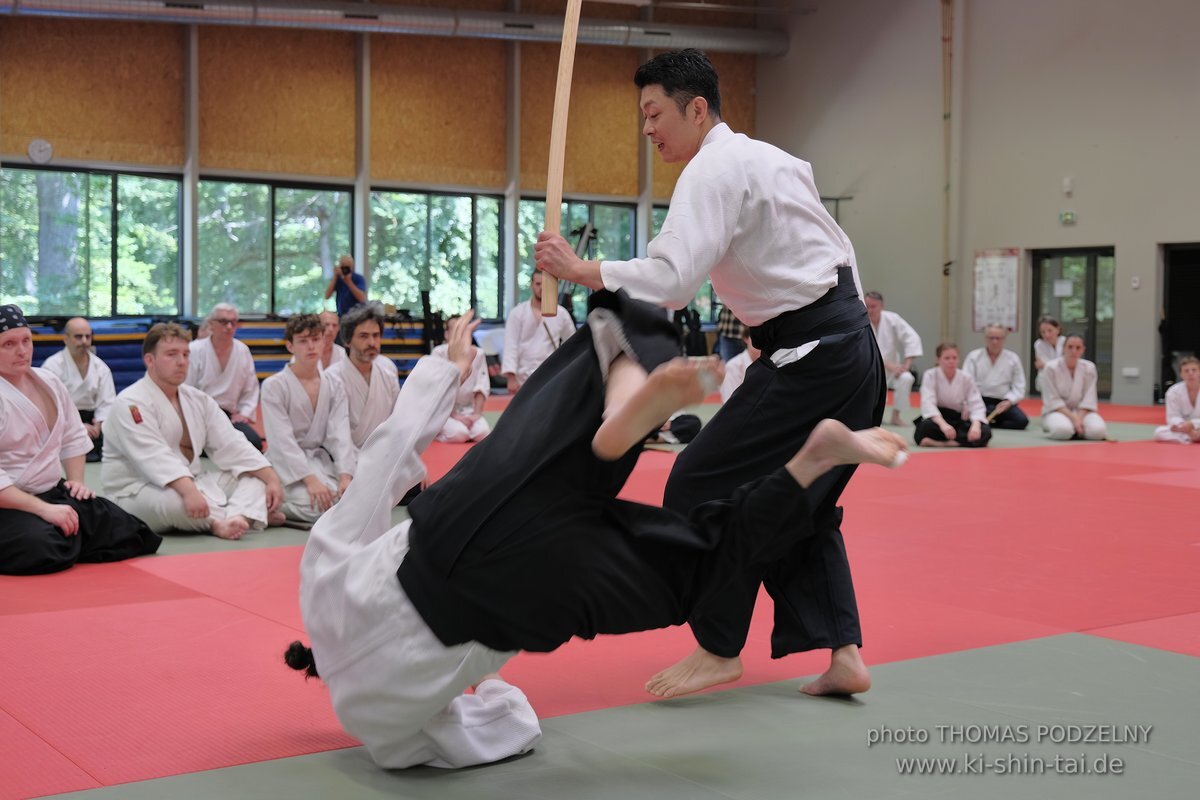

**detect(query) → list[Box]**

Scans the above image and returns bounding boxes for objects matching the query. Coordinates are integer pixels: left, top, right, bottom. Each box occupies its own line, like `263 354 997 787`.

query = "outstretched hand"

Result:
447 310 482 383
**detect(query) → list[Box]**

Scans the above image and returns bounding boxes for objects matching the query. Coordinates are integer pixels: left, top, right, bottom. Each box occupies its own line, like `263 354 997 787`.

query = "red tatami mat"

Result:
0 709 98 799
0 562 201 617
0 596 354 795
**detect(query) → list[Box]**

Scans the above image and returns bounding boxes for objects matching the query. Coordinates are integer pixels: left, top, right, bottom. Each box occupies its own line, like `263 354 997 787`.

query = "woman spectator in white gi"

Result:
1040 334 1107 441
914 342 991 448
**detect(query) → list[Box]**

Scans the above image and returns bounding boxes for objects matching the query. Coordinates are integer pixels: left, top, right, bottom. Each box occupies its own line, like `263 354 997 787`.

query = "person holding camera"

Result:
325 254 367 317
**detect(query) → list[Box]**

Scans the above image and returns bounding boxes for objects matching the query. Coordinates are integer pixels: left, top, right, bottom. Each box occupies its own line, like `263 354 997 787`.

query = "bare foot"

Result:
645 646 743 698
800 644 872 696
267 509 287 527
889 411 903 426
918 437 957 448
787 420 908 488
593 356 724 460
211 516 250 540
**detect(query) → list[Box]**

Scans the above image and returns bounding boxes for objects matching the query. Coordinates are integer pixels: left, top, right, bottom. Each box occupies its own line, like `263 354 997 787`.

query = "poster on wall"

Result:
973 248 1020 331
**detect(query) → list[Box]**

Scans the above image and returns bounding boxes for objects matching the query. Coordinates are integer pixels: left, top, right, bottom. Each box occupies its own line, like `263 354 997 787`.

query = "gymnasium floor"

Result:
2 399 1198 800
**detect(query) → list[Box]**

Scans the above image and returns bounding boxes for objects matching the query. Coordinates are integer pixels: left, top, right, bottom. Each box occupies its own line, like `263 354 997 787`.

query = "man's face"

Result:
0 327 33 380
320 313 340 344
208 310 239 343
288 329 324 366
1063 337 1085 363
64 319 93 358
640 84 702 164
985 328 1006 356
145 337 190 387
348 320 382 363
530 272 544 304
339 256 354 276
864 297 883 324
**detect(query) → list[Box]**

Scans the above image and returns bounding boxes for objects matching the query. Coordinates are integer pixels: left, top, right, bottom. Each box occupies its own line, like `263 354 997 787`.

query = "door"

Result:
1031 248 1115 398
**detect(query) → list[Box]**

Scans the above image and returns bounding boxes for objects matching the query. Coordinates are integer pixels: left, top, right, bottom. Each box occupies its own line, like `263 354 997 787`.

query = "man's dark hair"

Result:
284 314 323 343
340 301 385 344
864 291 885 303
634 49 722 118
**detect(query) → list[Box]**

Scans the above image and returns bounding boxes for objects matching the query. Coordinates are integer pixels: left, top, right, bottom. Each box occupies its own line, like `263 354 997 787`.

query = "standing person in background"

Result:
864 291 923 427
325 255 367 317
501 270 575 395
40 317 116 462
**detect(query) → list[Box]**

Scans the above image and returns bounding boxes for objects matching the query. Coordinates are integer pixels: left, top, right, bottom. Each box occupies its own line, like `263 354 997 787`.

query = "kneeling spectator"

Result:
962 324 1028 430
1154 356 1200 444
1040 334 1107 441
430 314 491 443
0 305 160 575
261 315 357 523
914 342 991 448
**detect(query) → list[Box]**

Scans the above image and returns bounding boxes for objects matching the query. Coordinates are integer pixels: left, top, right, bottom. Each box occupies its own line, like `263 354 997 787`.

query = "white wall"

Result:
759 0 1200 403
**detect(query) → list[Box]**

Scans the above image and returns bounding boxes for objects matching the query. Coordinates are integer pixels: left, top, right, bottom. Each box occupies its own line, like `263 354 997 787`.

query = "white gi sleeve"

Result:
1006 354 1027 405
415 679 542 769
919 368 941 419
1080 363 1100 412
94 360 116 423
963 374 988 422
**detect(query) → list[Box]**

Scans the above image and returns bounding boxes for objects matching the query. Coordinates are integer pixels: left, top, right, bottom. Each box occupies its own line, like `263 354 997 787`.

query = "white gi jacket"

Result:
872 311 924 366
920 367 987 422
1164 381 1200 427
326 356 400 450
501 301 575 385
102 377 270 498
1040 358 1100 415
961 348 1026 404
186 337 259 417
300 357 541 769
0 369 92 494
39 350 116 421
260 367 358 487
600 123 858 327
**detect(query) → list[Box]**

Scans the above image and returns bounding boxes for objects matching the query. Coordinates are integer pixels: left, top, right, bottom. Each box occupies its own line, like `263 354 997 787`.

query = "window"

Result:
1 167 180 316
197 180 351 316
517 199 635 320
370 191 502 319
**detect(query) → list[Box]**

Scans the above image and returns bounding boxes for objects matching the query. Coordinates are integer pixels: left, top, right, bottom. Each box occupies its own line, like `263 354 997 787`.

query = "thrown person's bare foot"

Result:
267 509 287 527
786 420 908 488
211 515 250 540
645 646 743 698
800 644 872 696
593 356 724 461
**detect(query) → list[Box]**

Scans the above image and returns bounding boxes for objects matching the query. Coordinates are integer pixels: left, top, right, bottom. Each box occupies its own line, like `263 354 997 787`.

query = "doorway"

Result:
1031 248 1115 398
1161 244 1200 394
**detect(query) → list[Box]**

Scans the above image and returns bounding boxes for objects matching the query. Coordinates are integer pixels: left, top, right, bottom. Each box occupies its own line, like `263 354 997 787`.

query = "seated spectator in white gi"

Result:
430 314 491 443
103 323 284 539
865 291 923 426
262 315 357 523
1033 315 1064 392
326 302 400 449
318 310 348 371
961 324 1029 430
1155 356 1200 444
719 332 760 403
40 317 116 462
0 305 160 575
501 270 575 394
914 342 991 448
187 303 263 451
284 301 907 771
1040 334 1107 441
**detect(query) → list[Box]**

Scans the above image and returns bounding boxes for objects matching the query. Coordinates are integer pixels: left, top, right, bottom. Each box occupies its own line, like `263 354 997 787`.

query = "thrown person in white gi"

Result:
961 324 1028 430
285 302 907 770
261 315 356 523
326 302 399 450
186 303 263 451
430 314 491 443
103 323 284 539
40 317 116 461
1155 356 1200 444
0 305 159 575
501 270 575 394
1040 334 1107 441
865 291 923 426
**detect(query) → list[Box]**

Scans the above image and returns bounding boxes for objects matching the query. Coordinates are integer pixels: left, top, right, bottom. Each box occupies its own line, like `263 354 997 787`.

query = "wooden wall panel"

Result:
520 43 640 196
199 27 355 177
371 35 507 187
0 19 184 166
